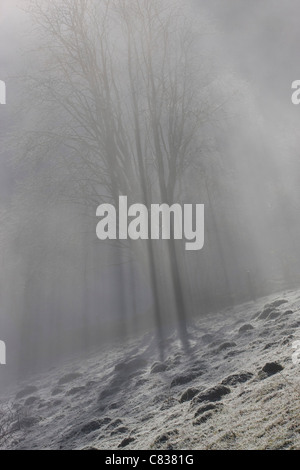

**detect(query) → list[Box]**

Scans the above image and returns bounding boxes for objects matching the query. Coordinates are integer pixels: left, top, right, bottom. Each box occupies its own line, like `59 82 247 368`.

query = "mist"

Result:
1 0 300 398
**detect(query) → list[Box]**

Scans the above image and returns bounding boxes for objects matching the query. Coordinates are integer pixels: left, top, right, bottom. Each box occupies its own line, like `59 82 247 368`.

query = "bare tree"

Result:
18 0 212 354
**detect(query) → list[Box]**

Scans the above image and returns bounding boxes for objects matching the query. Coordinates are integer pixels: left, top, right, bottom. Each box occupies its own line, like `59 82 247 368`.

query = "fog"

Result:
1 0 300 391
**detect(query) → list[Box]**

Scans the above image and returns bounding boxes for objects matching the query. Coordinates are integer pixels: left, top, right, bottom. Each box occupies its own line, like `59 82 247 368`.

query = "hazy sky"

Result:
1 0 300 110
199 0 300 119
0 0 23 70
1 1 300 207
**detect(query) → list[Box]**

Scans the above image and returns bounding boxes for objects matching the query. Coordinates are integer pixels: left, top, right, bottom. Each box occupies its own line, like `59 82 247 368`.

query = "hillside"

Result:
1 290 300 450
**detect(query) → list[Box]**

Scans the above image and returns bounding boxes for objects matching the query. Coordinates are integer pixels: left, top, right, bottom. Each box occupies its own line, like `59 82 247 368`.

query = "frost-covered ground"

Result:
1 289 300 450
